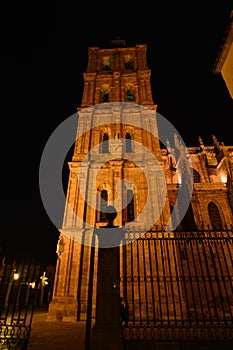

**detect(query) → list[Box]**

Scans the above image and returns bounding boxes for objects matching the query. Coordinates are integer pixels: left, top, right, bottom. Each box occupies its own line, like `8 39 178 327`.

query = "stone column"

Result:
90 206 124 350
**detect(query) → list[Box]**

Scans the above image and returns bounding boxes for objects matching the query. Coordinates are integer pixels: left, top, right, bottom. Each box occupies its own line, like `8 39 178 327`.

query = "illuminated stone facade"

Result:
214 10 233 99
47 41 233 329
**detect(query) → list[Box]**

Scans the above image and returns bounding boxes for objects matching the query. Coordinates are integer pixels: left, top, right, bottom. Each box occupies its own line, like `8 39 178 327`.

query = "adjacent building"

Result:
213 10 233 99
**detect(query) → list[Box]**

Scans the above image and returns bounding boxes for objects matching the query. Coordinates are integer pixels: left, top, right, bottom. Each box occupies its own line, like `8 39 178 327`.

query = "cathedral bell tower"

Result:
81 41 154 108
47 40 173 322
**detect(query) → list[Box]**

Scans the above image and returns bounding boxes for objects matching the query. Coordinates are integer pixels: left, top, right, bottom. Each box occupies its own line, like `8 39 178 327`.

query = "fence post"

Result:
90 206 124 350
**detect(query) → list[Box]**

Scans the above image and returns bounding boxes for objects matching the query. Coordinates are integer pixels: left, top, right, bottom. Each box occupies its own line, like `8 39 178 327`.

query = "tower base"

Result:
47 298 78 322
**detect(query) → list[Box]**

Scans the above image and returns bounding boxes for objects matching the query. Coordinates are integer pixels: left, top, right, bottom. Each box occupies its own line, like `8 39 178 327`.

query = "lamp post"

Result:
39 271 48 306
4 268 19 307
90 205 124 350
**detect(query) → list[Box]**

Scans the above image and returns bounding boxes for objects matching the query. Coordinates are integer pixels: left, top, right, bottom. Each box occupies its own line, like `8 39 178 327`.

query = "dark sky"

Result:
1 3 232 262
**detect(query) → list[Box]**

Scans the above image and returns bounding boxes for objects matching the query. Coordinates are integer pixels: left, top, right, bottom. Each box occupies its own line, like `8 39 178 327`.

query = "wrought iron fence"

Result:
119 229 233 343
0 254 42 350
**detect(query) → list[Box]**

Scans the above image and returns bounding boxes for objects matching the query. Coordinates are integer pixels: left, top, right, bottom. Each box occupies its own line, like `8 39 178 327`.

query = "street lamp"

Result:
39 271 48 306
13 272 19 281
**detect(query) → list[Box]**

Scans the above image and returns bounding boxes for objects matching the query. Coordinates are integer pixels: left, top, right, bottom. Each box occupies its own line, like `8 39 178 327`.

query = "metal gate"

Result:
120 228 233 347
0 253 42 350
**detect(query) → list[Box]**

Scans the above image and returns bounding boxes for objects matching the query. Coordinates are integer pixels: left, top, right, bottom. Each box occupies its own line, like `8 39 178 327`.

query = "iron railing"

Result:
0 254 42 350
120 229 233 343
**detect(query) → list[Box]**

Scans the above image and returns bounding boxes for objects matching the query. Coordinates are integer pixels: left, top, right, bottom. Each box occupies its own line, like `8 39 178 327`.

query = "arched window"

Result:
100 190 108 222
126 89 134 101
193 169 201 183
126 132 132 152
103 60 110 70
179 204 196 231
169 156 176 171
102 90 110 102
102 133 109 153
208 202 223 229
127 189 135 222
125 60 134 69
170 205 177 229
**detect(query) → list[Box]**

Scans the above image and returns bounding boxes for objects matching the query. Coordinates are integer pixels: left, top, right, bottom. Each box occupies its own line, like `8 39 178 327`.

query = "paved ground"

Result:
27 310 88 350
19 310 233 350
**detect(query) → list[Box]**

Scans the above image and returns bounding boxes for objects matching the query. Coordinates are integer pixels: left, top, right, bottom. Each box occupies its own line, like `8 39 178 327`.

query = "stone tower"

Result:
47 39 233 329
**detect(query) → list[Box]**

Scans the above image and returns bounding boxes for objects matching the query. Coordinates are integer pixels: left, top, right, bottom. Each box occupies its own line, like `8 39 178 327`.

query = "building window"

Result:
102 90 110 102
126 132 132 152
101 133 109 153
208 202 223 229
170 205 178 229
100 190 108 222
127 189 135 222
103 60 111 70
169 156 176 171
125 60 134 69
193 169 201 183
126 89 134 101
179 204 196 231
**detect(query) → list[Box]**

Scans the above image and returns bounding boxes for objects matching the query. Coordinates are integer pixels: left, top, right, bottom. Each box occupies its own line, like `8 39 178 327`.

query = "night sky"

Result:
1 3 232 263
